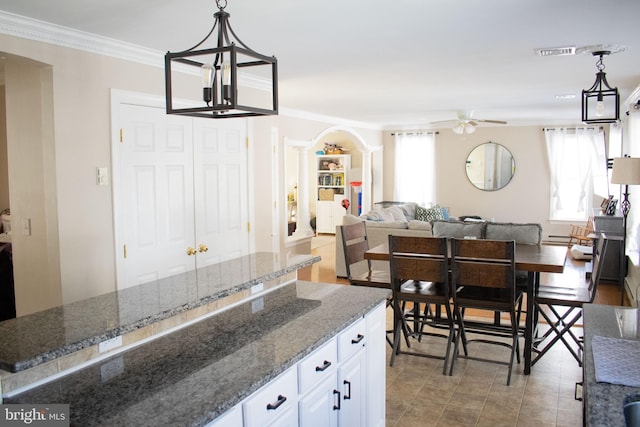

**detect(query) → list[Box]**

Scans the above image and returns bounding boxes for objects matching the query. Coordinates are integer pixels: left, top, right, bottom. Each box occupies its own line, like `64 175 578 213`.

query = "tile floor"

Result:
383 308 584 426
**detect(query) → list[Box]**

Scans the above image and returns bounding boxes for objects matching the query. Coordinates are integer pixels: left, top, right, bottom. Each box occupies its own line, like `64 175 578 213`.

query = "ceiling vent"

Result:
535 46 576 57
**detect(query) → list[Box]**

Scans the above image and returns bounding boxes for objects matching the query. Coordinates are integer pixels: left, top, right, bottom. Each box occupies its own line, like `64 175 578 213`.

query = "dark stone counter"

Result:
0 252 319 373
5 281 389 426
583 303 640 426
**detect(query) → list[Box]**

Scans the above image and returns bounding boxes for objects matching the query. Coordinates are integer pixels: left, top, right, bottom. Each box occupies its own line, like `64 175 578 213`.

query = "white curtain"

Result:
393 132 436 205
544 127 606 221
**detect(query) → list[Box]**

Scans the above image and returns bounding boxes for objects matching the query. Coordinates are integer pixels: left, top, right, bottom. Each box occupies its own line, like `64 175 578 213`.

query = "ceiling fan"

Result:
430 111 507 134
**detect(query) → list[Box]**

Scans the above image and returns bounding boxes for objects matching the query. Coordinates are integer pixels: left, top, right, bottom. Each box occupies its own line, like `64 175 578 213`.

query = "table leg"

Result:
524 271 539 375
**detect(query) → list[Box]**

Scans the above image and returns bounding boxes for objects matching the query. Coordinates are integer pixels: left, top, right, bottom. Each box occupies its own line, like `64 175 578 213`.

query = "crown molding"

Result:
279 107 382 131
0 10 272 93
0 10 163 67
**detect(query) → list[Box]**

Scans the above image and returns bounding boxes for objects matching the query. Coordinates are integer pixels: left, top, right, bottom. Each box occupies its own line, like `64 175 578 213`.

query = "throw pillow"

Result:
415 206 429 222
416 205 445 222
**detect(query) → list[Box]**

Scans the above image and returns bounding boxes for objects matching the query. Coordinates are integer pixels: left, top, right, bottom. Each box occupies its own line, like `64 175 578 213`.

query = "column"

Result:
292 144 314 238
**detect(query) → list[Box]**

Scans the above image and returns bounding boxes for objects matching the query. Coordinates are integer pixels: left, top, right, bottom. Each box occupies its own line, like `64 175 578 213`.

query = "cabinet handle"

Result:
351 334 364 345
333 390 341 410
574 382 583 402
266 394 287 411
343 380 351 400
315 360 332 372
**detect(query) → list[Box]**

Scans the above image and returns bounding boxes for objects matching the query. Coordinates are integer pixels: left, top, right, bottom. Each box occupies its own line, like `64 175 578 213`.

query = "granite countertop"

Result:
5 281 390 427
0 252 319 373
583 303 640 426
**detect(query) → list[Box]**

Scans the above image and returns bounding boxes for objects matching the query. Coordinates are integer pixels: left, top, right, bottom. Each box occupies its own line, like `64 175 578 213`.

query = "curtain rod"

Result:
390 131 439 136
541 126 603 131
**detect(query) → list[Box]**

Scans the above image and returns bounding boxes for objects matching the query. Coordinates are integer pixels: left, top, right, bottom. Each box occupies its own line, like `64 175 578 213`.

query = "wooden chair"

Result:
340 222 396 347
532 233 607 366
387 235 455 374
567 216 594 247
449 238 522 385
340 222 391 289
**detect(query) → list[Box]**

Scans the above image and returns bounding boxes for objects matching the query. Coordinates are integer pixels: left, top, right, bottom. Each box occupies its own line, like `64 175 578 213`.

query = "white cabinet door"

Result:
298 373 339 427
337 349 366 427
315 201 334 234
365 303 387 427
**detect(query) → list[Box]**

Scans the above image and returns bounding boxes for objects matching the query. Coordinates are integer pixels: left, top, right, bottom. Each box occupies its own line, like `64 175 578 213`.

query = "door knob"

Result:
186 247 197 256
198 244 209 253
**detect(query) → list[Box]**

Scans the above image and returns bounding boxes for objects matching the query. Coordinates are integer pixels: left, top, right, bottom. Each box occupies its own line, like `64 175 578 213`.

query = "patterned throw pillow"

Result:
416 205 444 222
415 206 429 221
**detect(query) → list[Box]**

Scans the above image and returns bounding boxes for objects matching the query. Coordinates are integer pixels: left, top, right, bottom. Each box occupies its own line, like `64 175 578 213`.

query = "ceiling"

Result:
0 0 639 129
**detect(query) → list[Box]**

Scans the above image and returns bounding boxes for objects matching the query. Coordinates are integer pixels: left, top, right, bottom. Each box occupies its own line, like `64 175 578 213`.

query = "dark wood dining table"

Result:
364 241 568 375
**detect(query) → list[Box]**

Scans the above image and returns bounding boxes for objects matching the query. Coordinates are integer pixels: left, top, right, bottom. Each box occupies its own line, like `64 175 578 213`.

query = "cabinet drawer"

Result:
298 338 338 395
338 317 366 363
243 367 298 427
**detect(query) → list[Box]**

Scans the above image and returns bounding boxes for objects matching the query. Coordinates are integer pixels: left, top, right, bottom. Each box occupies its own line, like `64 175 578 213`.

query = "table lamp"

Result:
610 156 640 276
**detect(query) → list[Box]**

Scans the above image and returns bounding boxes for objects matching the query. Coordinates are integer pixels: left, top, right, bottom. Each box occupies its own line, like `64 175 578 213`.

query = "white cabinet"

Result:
298 317 369 427
211 302 386 427
316 154 350 234
365 303 386 427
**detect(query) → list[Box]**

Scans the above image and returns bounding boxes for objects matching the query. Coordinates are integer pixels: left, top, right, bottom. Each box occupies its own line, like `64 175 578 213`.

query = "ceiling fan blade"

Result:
476 119 508 124
468 121 478 127
429 119 458 126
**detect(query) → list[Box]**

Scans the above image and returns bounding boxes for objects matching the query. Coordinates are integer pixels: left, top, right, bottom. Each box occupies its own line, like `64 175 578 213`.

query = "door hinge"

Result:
123 244 127 259
246 137 249 149
247 222 251 233
120 128 124 143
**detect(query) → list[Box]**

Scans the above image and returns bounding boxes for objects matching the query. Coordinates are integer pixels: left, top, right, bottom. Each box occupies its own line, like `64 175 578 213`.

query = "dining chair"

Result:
532 233 607 367
387 235 455 374
340 221 396 347
449 238 522 385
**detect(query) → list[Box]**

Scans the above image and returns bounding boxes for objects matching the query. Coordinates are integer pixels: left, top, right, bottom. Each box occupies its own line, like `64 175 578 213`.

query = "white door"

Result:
117 103 196 288
193 118 249 267
114 96 250 289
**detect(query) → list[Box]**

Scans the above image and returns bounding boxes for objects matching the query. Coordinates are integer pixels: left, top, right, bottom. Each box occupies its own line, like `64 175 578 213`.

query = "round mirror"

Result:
465 142 515 191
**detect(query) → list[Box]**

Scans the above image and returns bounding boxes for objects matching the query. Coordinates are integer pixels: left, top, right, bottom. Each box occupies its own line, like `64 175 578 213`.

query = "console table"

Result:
592 210 625 303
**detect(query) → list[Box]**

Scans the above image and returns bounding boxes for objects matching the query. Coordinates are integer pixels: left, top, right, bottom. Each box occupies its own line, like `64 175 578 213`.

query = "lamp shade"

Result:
611 157 640 185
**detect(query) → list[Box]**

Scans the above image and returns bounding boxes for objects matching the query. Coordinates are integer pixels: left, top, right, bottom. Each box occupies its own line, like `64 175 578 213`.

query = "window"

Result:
393 132 436 205
544 128 607 221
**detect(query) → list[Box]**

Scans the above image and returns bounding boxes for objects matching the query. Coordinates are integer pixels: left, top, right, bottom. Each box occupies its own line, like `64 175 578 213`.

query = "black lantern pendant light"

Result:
581 50 619 124
165 0 278 118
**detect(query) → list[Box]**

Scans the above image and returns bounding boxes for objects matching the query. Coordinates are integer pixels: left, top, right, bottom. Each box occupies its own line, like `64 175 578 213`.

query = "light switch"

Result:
22 218 31 236
96 167 109 186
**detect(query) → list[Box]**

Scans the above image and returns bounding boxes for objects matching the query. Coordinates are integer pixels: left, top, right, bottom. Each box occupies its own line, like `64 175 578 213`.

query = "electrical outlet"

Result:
100 355 124 382
99 335 122 353
252 297 264 313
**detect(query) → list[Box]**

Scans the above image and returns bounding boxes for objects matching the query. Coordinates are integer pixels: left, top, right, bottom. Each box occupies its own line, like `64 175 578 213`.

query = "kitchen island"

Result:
0 251 389 426
4 281 389 426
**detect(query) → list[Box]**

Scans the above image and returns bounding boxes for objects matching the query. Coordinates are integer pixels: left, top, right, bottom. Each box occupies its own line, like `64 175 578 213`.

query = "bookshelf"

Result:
315 154 350 234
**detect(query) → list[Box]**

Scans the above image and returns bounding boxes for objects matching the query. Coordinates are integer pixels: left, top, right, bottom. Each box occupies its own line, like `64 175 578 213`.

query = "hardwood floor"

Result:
298 234 626 426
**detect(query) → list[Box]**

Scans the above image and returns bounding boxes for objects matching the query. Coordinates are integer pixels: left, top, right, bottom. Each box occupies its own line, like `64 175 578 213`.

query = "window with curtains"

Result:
544 127 607 221
393 132 436 205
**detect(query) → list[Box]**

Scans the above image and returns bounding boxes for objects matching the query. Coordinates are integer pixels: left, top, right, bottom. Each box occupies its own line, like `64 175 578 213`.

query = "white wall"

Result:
383 125 600 240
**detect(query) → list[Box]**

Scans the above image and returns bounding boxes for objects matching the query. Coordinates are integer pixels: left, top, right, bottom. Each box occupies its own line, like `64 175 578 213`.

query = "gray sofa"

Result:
335 212 542 278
